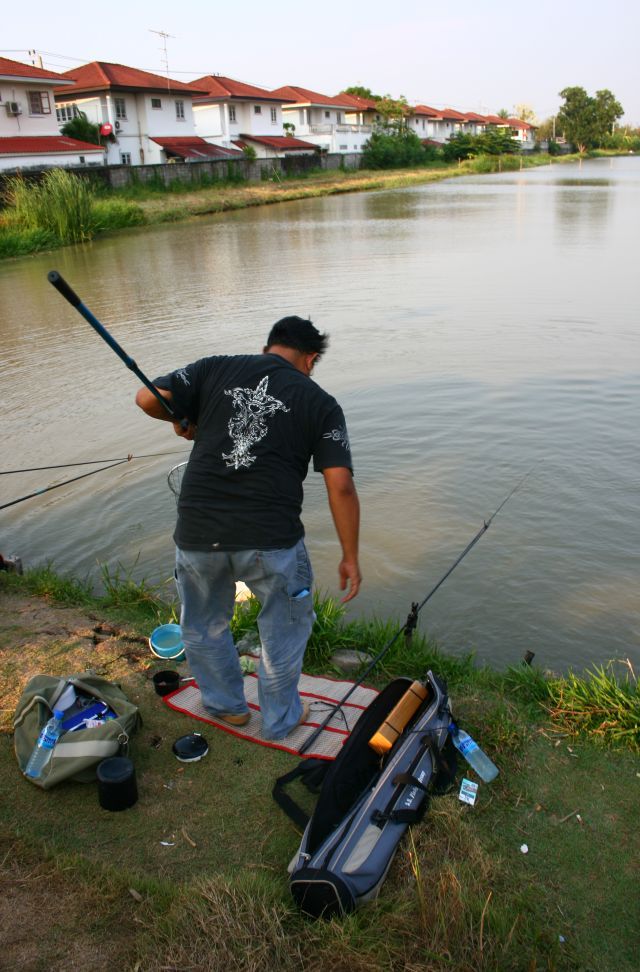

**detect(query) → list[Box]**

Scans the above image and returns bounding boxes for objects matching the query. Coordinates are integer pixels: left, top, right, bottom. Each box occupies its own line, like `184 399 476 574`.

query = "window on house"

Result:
336 113 342 123
254 105 262 114
28 91 51 114
120 152 132 165
229 105 237 122
339 144 348 150
79 156 85 164
56 104 79 123
325 110 330 119
175 100 185 120
151 97 162 109
115 97 127 119
270 107 277 123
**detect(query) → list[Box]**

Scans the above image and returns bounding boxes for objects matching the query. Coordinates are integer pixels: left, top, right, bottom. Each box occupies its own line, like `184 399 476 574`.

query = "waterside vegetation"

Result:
0 148 599 261
1 564 638 971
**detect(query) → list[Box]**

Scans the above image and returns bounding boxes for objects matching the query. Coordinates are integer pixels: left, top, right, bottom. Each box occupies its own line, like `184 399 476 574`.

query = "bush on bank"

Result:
0 170 145 252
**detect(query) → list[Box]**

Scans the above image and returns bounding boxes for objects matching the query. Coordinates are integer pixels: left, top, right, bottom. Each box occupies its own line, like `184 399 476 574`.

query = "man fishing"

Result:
135 316 361 739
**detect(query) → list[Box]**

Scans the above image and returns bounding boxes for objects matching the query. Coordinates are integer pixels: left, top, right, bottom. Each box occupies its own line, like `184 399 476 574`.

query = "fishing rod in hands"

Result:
299 472 531 756
47 271 186 428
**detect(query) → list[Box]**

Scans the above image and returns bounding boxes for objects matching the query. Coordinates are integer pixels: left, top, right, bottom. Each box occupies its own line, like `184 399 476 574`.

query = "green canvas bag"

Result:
14 672 141 789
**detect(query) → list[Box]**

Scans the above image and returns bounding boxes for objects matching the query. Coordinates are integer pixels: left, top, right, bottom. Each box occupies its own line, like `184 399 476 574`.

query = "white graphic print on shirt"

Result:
323 425 350 452
222 376 290 469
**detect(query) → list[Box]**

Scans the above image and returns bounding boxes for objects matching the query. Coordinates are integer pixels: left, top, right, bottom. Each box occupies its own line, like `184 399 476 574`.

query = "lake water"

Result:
1 156 638 673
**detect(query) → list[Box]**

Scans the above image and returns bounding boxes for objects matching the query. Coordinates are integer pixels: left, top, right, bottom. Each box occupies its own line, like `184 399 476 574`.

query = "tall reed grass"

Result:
1 170 145 254
4 170 95 243
545 659 639 749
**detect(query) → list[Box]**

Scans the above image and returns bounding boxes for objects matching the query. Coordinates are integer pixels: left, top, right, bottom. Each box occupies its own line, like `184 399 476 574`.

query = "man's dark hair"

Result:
265 316 329 356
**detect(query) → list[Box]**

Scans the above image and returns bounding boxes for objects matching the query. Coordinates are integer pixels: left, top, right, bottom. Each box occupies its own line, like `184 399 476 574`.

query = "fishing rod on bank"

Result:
47 271 187 428
299 471 533 756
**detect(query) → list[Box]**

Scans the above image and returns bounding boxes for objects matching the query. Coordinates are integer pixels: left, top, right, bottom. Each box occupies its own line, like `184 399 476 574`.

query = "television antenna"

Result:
149 29 175 90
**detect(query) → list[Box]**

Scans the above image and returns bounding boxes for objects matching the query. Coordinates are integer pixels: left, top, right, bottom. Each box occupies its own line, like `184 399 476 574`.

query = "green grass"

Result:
1 565 637 970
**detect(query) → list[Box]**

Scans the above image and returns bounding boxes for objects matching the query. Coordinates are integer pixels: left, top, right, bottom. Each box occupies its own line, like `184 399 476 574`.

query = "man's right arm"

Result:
135 387 196 440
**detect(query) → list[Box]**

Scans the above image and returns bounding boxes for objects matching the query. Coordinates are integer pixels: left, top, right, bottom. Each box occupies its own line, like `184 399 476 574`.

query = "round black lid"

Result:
172 733 209 762
97 756 135 783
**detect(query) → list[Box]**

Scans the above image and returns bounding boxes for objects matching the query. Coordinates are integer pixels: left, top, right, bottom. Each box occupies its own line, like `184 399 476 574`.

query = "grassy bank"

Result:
0 152 565 260
1 565 638 971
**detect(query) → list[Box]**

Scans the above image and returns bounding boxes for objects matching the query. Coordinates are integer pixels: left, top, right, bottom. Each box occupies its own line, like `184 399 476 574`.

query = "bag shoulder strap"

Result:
272 758 329 830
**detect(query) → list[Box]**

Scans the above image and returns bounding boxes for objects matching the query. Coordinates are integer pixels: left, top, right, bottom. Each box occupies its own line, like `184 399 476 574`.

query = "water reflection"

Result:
1 157 639 671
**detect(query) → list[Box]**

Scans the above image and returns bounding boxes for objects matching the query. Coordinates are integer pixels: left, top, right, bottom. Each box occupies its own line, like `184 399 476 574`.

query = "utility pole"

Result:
149 29 175 91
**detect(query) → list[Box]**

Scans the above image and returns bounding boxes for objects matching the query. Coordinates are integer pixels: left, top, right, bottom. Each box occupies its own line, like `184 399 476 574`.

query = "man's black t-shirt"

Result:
154 353 353 551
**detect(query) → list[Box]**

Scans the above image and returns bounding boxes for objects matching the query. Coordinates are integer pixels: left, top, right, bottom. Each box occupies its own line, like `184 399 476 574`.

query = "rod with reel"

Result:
47 271 185 425
299 473 531 755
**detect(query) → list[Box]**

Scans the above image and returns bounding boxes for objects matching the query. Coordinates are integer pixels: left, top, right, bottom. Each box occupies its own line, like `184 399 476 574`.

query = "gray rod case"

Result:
275 671 456 919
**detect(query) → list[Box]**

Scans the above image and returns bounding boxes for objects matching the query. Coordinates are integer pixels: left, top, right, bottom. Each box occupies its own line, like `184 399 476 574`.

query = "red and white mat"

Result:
163 664 378 760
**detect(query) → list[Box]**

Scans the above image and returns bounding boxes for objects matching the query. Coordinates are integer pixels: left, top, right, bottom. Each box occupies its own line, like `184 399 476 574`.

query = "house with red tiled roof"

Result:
339 92 380 128
52 61 233 165
187 75 316 158
271 86 371 154
0 57 104 171
461 112 536 147
501 116 536 147
405 104 439 139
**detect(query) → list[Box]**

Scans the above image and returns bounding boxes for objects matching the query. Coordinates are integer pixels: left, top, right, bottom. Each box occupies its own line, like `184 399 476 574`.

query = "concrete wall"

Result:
0 150 361 189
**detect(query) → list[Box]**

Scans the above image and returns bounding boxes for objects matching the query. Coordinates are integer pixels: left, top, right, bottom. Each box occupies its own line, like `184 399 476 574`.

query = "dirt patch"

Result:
0 592 150 732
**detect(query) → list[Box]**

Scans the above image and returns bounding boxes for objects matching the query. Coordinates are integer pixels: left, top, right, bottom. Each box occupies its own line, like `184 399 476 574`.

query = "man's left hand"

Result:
339 558 361 603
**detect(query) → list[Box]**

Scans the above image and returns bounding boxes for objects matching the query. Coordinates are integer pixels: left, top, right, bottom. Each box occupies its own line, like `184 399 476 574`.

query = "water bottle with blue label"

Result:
449 722 499 783
24 709 66 780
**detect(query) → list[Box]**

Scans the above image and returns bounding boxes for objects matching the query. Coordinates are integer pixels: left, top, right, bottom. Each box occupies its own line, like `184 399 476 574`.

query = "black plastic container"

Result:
97 756 138 811
153 670 180 696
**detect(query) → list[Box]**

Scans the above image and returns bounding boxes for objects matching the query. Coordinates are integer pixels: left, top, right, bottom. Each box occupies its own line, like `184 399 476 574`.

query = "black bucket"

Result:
97 756 138 811
153 670 180 696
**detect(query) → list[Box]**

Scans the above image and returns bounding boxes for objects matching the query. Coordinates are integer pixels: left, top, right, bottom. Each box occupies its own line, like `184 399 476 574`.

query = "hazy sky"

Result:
6 0 639 123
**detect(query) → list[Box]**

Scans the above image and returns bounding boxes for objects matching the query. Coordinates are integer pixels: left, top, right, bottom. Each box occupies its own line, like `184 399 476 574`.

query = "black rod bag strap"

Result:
272 758 329 831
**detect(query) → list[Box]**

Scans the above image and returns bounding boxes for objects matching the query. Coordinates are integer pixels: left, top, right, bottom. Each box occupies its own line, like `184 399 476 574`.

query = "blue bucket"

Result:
149 623 185 663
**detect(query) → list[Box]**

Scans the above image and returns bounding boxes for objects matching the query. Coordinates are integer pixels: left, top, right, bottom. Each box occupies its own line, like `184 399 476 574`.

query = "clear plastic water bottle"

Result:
24 709 66 780
450 722 499 782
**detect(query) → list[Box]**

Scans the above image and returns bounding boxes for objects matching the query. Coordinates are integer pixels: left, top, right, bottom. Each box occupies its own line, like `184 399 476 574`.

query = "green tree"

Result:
442 129 519 162
60 111 102 145
361 127 428 169
375 94 411 128
479 127 519 154
343 85 379 100
536 117 555 141
557 86 623 152
497 108 510 119
594 89 624 140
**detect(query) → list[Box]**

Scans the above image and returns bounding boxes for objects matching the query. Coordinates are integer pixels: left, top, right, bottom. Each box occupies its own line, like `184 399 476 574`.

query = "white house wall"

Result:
192 103 224 142
282 104 371 153
1 79 64 137
193 101 285 147
56 89 200 165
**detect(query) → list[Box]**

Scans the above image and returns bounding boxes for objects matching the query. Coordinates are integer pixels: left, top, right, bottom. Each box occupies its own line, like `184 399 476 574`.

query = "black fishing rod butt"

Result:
48 270 81 308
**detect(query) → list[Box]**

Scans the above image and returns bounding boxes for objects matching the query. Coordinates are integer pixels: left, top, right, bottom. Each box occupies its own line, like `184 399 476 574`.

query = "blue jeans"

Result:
175 540 315 739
